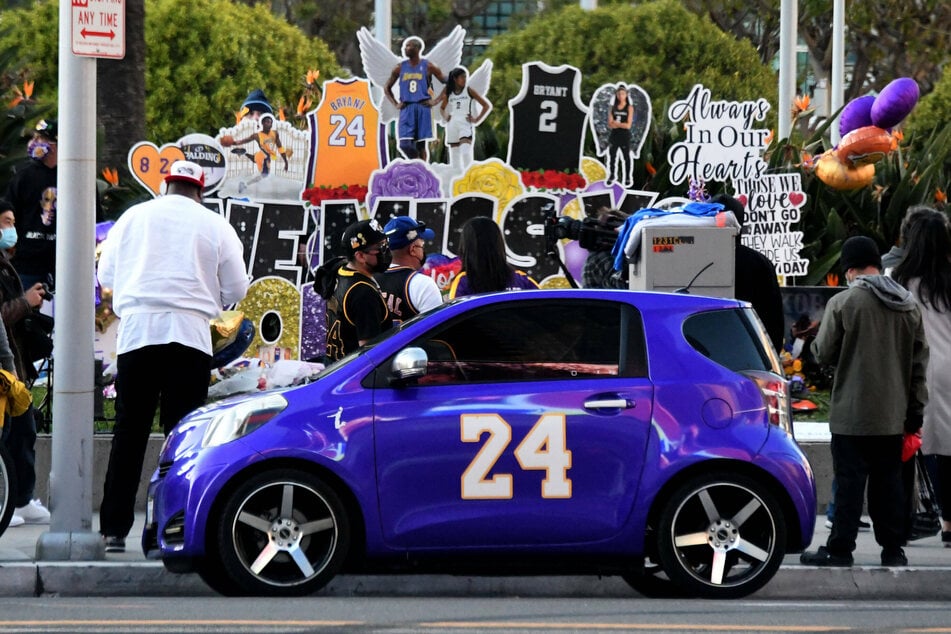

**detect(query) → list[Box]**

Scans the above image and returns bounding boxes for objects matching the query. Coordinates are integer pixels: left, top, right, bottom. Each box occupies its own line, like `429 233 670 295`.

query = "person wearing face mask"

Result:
324 219 393 362
0 200 51 528
377 216 443 324
5 120 58 291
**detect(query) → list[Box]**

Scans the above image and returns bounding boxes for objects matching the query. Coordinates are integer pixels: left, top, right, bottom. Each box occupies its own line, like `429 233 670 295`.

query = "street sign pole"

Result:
36 0 112 561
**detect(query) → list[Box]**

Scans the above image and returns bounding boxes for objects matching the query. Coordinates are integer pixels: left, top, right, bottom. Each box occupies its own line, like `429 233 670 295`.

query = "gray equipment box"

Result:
628 225 737 297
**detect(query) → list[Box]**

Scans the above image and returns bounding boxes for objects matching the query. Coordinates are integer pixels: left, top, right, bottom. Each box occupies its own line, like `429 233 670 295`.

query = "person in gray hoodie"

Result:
800 235 929 568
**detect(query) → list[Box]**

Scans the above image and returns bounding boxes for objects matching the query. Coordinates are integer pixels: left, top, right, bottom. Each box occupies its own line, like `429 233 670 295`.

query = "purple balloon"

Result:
871 78 920 129
838 95 875 138
563 240 587 285
96 220 115 243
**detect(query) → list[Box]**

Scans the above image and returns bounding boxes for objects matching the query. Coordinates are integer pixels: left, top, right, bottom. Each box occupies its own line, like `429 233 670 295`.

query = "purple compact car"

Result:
144 289 815 598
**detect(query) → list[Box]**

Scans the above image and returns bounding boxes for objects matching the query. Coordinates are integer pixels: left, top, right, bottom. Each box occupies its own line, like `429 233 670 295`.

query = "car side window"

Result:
412 299 647 385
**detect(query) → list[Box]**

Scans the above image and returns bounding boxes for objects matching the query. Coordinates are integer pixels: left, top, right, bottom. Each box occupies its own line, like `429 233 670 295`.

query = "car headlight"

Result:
201 393 288 448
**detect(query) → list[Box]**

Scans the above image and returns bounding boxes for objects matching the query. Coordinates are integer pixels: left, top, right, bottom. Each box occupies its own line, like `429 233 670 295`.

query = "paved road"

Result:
1 514 950 599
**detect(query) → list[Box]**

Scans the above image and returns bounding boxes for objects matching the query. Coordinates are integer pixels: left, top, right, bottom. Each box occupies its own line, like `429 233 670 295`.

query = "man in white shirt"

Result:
96 160 249 552
377 216 443 323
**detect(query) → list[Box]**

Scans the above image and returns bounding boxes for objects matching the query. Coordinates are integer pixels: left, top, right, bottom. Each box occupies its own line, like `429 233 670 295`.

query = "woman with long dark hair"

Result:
448 217 538 298
892 205 951 546
607 85 634 187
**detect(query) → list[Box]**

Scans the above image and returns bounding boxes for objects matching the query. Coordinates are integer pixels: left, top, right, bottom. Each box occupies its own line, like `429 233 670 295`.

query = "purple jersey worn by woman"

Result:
448 269 538 299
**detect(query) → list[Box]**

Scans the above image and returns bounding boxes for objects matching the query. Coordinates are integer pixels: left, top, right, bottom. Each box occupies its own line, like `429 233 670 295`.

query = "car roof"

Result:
447 288 746 313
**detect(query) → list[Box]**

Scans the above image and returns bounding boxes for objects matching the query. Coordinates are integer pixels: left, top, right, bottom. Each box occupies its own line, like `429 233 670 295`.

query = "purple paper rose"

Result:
368 160 442 210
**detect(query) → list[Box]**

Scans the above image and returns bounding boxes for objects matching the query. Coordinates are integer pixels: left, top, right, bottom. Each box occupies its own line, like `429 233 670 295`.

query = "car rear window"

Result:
682 308 778 373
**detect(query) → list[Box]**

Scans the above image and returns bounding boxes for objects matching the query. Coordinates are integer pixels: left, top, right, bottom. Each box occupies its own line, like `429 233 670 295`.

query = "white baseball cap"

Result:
164 160 205 188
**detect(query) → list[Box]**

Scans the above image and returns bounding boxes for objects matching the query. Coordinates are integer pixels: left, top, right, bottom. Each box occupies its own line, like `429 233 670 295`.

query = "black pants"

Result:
827 433 905 555
99 343 210 538
609 141 631 185
1 406 37 508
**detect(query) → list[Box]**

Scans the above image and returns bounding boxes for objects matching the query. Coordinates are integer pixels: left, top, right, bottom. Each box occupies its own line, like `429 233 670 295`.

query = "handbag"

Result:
909 450 941 541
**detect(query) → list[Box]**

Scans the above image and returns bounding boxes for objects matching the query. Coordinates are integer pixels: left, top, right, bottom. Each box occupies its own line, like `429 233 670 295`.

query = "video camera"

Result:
543 211 620 253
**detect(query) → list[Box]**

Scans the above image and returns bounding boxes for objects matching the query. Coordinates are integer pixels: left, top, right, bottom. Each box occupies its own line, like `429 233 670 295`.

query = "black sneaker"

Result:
799 546 853 567
881 548 907 566
103 536 126 553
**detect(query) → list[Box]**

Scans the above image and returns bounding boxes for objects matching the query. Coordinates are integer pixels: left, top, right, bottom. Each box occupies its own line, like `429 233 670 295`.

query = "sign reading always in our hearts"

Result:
128 142 186 196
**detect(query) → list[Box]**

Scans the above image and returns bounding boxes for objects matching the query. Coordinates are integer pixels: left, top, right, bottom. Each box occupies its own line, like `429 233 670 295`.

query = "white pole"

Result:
36 0 101 560
580 0 597 8
375 0 391 49
778 0 798 141
830 0 846 145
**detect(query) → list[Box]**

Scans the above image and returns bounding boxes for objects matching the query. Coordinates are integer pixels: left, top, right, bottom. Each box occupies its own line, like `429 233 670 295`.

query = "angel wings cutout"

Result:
357 25 467 124
589 83 653 161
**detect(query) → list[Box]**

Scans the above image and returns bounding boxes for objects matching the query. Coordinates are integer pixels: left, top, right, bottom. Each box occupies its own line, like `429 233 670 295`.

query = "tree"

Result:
482 0 776 150
906 61 951 137
97 0 145 175
0 0 344 145
240 0 500 75
684 0 950 103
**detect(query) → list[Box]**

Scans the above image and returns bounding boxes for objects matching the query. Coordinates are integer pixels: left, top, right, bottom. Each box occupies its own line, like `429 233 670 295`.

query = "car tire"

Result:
621 560 685 598
208 468 351 596
656 471 786 599
0 443 17 537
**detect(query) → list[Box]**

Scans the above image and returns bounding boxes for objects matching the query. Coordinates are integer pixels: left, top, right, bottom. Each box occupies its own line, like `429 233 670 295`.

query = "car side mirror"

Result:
390 347 428 385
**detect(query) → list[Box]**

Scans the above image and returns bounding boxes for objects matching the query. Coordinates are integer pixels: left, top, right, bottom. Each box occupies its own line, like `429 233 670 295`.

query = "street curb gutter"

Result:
3 563 951 599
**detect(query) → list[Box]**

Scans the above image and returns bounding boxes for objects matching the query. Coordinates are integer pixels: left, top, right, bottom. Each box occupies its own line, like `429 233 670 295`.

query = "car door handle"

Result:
584 398 634 410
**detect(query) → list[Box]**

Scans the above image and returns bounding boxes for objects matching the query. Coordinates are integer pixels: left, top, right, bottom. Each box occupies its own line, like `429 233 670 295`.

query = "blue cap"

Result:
384 216 435 250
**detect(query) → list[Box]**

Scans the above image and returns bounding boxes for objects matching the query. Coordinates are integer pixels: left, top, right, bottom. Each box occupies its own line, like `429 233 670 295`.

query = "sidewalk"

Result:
2 513 951 599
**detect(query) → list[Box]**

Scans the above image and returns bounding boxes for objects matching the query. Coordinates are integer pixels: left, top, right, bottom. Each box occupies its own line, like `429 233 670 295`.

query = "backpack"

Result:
313 256 347 299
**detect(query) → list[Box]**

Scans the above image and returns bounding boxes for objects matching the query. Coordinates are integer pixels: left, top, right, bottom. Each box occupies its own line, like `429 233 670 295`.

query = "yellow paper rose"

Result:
454 159 524 219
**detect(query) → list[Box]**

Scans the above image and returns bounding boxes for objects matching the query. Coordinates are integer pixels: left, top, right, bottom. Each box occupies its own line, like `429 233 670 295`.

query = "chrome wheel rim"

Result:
230 480 339 587
668 481 778 588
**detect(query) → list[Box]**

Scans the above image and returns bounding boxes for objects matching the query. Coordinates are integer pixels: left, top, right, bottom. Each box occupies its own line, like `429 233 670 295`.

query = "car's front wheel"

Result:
656 472 786 599
206 468 350 596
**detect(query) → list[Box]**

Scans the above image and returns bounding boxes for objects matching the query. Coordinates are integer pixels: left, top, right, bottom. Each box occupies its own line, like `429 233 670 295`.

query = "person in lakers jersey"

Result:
384 36 446 161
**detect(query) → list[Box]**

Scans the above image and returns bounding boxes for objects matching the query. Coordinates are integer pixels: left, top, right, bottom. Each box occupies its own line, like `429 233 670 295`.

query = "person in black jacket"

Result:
712 194 785 352
5 120 58 291
0 200 51 526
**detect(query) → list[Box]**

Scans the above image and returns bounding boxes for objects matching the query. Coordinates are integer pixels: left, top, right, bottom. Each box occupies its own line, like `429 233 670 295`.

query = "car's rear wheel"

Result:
656 472 786 599
206 468 350 596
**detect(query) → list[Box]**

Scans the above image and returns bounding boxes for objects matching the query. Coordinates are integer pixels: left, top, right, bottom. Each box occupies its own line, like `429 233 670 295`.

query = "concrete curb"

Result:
2 563 951 599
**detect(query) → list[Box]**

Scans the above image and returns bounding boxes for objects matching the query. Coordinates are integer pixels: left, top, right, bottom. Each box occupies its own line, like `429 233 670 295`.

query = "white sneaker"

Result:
824 519 833 529
14 499 50 524
8 513 25 527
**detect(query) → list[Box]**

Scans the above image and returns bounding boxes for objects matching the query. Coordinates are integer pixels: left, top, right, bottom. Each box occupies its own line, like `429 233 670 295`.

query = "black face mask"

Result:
370 248 392 273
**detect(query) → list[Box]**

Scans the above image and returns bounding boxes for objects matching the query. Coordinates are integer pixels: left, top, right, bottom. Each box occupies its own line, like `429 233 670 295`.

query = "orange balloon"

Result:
816 151 876 190
836 125 892 166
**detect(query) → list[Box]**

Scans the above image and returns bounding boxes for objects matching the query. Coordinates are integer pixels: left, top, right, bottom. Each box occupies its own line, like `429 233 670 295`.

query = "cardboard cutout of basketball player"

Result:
589 82 652 187
357 26 465 161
